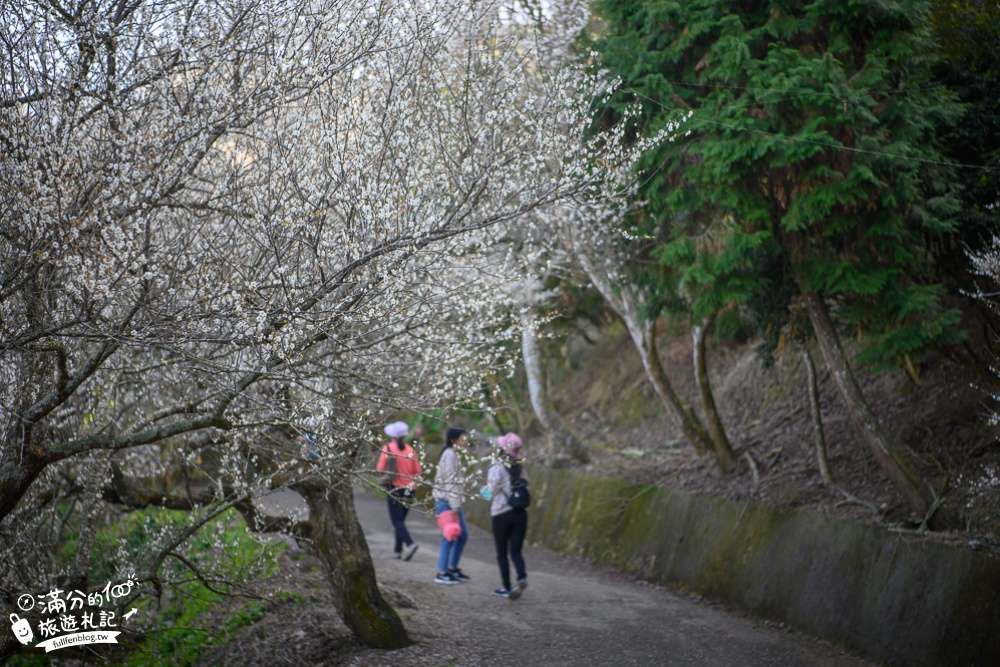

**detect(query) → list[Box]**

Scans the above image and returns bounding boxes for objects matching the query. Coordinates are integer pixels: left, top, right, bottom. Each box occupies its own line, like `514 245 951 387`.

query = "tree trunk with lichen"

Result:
293 478 410 648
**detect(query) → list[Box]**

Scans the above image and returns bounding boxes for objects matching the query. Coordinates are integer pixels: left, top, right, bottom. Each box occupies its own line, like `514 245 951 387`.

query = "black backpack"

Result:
508 475 530 509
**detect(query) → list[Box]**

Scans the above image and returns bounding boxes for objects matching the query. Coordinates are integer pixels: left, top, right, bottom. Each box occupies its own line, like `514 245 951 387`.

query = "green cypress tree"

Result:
930 1 1000 380
591 0 965 527
932 0 1000 257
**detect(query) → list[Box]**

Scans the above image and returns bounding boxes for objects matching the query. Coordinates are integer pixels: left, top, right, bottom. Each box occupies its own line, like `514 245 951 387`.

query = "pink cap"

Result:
497 432 522 457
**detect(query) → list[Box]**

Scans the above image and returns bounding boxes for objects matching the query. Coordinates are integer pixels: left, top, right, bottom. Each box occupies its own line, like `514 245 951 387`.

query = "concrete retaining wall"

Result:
463 467 1000 667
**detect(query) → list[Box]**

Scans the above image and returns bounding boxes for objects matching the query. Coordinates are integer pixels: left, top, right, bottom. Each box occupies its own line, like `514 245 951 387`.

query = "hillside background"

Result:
502 317 1000 548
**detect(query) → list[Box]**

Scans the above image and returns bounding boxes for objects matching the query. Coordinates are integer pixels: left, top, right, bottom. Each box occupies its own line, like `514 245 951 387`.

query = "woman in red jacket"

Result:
377 421 422 560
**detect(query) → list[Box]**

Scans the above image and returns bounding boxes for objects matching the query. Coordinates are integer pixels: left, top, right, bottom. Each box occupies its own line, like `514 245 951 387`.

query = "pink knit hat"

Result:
496 432 522 458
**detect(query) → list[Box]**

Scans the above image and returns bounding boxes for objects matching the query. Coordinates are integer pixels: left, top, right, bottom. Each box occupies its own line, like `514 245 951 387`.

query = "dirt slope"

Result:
531 323 1000 549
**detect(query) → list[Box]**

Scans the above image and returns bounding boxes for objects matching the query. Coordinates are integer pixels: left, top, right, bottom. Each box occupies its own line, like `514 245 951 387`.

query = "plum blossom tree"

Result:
513 257 592 462
481 0 673 463
0 0 655 657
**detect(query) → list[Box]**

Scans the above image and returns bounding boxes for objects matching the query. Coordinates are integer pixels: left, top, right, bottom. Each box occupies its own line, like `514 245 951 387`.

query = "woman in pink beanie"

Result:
484 432 529 599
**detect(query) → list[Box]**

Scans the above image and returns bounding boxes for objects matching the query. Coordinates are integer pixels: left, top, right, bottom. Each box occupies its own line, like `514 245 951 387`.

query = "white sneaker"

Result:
402 543 418 561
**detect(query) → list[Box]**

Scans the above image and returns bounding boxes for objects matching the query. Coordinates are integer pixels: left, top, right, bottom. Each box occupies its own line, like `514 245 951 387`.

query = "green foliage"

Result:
0 505 286 666
590 0 968 369
89 507 283 586
100 508 286 667
128 591 297 667
930 0 1000 274
127 584 223 667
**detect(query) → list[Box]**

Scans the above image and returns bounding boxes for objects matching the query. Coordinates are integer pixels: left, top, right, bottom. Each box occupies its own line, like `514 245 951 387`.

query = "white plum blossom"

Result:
0 0 662 645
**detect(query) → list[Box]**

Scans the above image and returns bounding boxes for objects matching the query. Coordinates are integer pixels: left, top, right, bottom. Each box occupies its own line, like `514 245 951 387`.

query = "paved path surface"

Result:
344 490 876 667
260 489 875 666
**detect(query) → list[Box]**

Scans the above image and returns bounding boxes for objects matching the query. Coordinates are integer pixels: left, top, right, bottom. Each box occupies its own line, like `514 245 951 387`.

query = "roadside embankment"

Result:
463 467 1000 667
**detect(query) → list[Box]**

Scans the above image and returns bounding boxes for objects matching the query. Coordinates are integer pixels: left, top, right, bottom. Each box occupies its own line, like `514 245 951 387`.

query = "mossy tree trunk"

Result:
293 478 410 648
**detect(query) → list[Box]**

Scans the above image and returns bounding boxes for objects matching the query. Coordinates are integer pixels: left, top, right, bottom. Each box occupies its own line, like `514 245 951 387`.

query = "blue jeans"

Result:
434 498 468 571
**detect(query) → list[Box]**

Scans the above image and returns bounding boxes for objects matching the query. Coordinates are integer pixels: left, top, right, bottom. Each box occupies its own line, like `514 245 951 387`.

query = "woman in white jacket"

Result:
432 427 470 584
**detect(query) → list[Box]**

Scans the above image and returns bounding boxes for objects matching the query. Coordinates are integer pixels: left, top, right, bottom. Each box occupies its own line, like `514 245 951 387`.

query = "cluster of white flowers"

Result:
957 464 1000 510
967 237 1000 429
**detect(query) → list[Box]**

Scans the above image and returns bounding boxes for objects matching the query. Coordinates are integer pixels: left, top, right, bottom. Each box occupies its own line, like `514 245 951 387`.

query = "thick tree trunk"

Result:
520 311 590 462
692 321 735 471
800 345 835 486
0 456 45 523
293 479 410 648
803 292 958 529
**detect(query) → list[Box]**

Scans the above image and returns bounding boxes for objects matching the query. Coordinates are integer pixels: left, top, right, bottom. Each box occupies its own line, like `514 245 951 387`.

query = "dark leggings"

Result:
387 490 413 553
491 508 528 590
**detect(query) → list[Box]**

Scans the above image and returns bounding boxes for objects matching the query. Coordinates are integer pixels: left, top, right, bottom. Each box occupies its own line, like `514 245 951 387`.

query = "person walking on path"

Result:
377 421 422 561
433 427 470 584
484 432 529 599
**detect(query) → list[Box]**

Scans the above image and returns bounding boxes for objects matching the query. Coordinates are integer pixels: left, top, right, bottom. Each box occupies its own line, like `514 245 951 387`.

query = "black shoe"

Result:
448 567 470 582
435 572 460 585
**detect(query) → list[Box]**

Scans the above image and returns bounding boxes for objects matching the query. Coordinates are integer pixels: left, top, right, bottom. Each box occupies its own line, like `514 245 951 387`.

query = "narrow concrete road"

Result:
344 489 876 667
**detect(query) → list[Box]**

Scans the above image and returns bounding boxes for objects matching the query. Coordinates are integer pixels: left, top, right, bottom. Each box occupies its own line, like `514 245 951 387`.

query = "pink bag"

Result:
436 509 462 542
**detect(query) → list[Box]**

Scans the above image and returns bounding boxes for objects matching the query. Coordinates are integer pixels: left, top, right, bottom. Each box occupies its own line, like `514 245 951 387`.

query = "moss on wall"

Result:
464 467 1000 667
